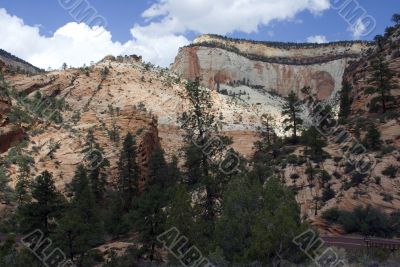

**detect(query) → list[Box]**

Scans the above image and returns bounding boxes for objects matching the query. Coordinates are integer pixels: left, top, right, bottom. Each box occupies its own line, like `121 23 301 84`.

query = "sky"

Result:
0 0 397 69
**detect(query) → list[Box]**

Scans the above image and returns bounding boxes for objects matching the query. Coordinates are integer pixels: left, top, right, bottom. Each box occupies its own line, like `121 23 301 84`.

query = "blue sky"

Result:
0 0 397 68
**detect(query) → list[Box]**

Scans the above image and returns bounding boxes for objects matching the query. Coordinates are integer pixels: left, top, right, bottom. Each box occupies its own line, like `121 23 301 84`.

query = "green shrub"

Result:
351 172 368 186
322 186 335 202
382 165 398 178
380 193 394 202
344 163 355 174
322 207 340 224
290 173 300 180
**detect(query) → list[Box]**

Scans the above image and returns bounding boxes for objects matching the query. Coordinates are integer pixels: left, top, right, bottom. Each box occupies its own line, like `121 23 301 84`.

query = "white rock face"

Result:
172 35 371 100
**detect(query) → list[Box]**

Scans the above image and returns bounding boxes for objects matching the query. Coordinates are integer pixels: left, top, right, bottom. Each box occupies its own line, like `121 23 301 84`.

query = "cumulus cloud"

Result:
350 18 366 39
306 35 328 43
0 8 189 68
0 0 331 68
142 0 330 34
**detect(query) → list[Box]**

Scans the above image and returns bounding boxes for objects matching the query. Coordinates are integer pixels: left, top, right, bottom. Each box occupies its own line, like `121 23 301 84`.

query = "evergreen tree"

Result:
167 155 182 183
18 171 65 234
15 174 30 205
367 56 396 113
56 165 103 266
132 148 171 261
260 113 276 146
83 129 110 202
166 185 195 239
339 81 352 121
117 132 139 211
215 176 262 263
392 13 400 25
282 91 303 141
248 177 307 265
178 78 233 235
363 124 381 151
0 166 14 204
301 126 326 162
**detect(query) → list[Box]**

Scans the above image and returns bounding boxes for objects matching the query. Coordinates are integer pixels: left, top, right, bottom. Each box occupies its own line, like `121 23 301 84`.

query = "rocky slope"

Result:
172 34 372 100
0 49 43 74
1 27 399 231
343 25 400 117
1 55 288 193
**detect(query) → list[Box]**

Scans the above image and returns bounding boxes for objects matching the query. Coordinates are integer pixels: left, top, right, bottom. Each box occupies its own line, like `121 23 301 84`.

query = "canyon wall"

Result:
172 35 372 99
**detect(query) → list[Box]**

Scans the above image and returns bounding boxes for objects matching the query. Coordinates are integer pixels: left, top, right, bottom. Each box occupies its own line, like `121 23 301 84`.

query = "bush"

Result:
333 171 342 179
344 163 355 174
322 207 341 224
336 206 393 238
322 186 335 202
350 172 368 186
380 193 394 202
290 173 300 180
320 170 332 183
382 165 398 178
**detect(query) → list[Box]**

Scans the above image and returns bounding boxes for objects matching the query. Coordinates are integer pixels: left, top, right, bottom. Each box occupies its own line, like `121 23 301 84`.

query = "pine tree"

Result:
15 174 30 204
83 129 109 202
363 124 381 151
147 147 169 187
215 176 262 263
248 177 307 265
301 126 326 162
178 78 233 228
367 56 396 113
132 148 171 261
282 91 303 141
260 113 276 146
57 165 103 265
117 132 139 211
166 185 195 239
167 155 182 183
0 166 14 204
18 171 65 234
392 13 400 25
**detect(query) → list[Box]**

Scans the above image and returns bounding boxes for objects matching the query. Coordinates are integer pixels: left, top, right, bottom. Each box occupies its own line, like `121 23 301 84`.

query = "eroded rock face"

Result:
172 35 372 99
2 58 271 191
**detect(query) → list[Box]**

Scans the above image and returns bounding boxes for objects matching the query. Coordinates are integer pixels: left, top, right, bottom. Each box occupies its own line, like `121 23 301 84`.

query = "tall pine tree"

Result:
117 132 139 211
282 91 303 141
18 170 65 234
367 56 396 113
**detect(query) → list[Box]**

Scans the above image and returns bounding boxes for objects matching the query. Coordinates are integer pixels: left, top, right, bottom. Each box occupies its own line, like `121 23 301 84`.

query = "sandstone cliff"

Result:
172 34 372 100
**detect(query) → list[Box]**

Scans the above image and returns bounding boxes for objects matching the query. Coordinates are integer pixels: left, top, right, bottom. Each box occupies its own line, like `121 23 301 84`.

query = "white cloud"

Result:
306 35 328 43
0 8 189 68
142 0 330 34
0 1 331 68
350 18 366 39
